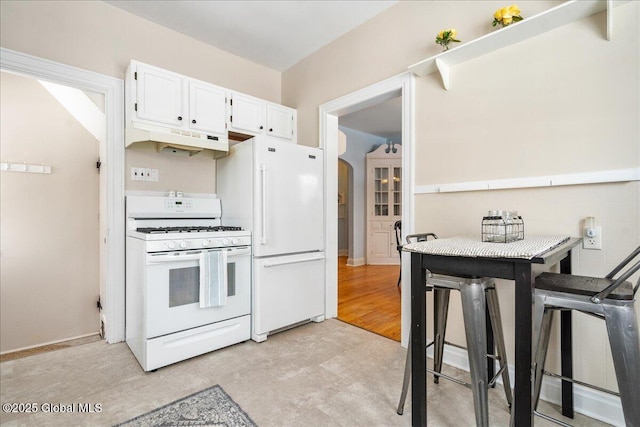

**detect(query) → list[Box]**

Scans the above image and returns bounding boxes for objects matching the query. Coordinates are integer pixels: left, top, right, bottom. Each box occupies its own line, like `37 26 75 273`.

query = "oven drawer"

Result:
143 315 250 371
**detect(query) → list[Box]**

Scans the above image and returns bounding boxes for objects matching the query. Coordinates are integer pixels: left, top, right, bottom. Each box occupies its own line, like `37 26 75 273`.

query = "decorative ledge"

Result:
414 168 640 194
409 0 627 89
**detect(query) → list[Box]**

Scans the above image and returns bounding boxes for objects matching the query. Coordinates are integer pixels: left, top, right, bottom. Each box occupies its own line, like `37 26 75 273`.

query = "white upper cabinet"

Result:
135 64 184 127
229 92 265 134
266 104 296 141
129 61 227 138
229 92 297 143
189 81 227 136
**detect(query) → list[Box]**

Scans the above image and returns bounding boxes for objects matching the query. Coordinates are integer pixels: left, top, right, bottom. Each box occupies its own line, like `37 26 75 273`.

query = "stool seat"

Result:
531 246 640 426
535 272 634 300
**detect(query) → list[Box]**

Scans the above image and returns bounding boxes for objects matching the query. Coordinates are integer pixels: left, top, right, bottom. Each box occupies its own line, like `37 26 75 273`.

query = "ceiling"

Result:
339 96 402 142
106 0 396 72
105 0 402 141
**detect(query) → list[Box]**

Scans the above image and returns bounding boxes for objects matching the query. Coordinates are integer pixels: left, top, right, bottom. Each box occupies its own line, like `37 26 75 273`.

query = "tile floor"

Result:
0 319 610 426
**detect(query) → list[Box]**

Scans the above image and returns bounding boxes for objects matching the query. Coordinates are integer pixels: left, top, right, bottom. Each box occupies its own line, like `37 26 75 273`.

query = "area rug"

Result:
115 385 257 427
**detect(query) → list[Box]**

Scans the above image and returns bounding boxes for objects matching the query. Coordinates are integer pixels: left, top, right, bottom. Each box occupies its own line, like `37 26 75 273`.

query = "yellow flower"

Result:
503 15 513 25
438 28 456 39
508 5 521 16
494 8 504 20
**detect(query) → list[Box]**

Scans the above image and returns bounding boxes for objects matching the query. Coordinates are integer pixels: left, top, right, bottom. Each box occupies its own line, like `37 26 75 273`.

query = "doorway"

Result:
336 97 403 341
0 48 125 345
319 72 415 347
0 71 103 353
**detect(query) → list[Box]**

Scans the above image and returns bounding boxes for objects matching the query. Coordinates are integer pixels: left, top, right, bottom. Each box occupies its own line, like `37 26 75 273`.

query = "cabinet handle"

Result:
259 126 264 130
178 116 183 121
269 128 273 132
192 119 197 124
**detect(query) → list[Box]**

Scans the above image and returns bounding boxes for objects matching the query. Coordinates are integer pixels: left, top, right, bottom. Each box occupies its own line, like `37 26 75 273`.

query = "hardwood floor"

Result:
337 256 401 342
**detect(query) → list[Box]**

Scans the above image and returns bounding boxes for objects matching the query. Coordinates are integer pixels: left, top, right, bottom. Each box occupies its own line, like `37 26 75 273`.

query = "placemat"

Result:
403 235 570 260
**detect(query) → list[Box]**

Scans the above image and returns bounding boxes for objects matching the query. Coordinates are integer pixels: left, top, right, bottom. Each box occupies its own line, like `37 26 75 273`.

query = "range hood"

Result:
125 122 229 158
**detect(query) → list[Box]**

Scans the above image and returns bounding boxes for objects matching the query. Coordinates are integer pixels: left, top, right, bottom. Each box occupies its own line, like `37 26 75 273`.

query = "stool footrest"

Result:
426 367 471 389
489 364 507 387
534 410 573 427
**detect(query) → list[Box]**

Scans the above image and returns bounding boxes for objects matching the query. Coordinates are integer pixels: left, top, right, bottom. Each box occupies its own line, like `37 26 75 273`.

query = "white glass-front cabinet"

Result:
228 92 296 142
366 144 402 265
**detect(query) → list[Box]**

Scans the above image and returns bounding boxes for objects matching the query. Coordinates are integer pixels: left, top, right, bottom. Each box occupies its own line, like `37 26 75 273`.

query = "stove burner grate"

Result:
136 226 243 234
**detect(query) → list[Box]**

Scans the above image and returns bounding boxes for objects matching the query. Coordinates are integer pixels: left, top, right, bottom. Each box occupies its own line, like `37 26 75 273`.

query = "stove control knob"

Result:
167 241 176 250
221 238 229 245
180 241 188 249
231 238 240 245
202 239 211 247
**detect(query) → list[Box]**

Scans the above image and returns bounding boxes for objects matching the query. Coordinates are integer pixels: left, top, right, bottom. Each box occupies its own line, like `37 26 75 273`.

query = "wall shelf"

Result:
414 168 640 194
409 0 625 89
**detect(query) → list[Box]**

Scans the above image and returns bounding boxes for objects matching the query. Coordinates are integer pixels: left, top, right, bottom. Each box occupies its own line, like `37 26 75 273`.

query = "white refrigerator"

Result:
216 136 325 342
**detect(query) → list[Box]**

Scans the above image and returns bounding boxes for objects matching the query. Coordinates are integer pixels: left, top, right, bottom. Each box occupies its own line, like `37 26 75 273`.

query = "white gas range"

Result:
125 193 251 371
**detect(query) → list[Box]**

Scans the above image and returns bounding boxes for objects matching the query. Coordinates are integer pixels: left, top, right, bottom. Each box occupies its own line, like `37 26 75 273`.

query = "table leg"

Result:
514 263 534 427
411 252 427 427
560 253 574 418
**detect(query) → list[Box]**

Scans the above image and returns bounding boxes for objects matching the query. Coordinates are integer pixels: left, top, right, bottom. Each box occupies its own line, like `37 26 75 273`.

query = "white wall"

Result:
0 72 100 352
338 126 387 264
283 0 640 403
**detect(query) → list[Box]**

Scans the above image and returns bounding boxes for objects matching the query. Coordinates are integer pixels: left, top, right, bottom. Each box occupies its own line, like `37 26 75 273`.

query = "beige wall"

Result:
1 72 100 352
283 0 640 395
1 0 281 194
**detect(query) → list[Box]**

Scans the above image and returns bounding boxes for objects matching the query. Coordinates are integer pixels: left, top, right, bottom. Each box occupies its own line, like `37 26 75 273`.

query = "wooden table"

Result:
407 237 581 426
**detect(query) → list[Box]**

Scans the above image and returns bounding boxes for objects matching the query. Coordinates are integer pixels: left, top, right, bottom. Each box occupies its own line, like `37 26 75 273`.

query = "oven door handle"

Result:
147 253 203 263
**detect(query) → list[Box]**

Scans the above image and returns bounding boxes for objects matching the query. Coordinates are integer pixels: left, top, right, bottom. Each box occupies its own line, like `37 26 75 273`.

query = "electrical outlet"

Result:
144 168 152 181
583 226 602 250
149 168 159 182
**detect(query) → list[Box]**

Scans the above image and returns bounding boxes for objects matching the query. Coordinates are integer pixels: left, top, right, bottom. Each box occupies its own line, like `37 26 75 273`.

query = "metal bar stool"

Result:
531 246 640 426
397 233 513 427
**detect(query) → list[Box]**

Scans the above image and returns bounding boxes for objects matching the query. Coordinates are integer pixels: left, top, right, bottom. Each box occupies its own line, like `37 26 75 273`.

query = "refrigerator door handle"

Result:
260 163 267 245
263 255 325 268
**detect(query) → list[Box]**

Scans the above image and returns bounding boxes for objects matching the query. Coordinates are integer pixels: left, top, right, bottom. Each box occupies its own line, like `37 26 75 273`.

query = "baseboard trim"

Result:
346 257 365 267
427 344 624 426
338 249 349 257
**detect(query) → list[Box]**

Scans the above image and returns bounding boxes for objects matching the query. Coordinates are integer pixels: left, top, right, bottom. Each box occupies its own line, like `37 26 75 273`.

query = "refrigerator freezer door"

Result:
252 252 325 341
253 139 324 257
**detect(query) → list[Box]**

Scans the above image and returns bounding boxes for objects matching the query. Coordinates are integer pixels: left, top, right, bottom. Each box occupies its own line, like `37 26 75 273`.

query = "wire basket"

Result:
482 211 524 243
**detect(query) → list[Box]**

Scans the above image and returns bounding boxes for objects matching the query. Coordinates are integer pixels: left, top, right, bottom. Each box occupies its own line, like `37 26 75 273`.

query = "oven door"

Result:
145 246 251 338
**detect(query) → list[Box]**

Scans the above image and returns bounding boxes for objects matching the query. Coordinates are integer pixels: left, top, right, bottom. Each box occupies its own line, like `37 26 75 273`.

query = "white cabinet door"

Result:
266 103 295 141
189 81 227 136
253 140 323 257
252 253 325 341
365 144 402 265
229 93 265 134
135 64 184 127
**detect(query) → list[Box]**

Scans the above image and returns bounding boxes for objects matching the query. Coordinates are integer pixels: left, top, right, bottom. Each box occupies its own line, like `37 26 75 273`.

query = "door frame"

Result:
1 47 125 343
319 72 415 346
